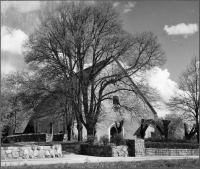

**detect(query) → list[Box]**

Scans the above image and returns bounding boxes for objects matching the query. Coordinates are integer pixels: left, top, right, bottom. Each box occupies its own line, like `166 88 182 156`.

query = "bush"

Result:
111 134 126 146
99 135 109 146
86 135 97 145
4 133 46 143
144 138 195 143
53 134 64 141
145 141 199 149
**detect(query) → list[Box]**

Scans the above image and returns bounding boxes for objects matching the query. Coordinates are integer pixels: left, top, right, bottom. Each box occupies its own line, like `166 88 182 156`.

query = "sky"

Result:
1 1 199 117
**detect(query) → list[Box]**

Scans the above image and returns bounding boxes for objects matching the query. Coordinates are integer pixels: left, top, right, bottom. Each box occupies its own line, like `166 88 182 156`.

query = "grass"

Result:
2 159 199 169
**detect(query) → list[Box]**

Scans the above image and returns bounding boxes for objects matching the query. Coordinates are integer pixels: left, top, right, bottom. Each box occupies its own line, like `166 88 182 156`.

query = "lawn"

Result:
2 159 199 169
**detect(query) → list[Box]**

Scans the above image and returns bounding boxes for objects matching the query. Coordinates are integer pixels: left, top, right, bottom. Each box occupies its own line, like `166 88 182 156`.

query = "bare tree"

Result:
1 74 31 137
23 1 166 137
11 71 76 141
166 56 199 142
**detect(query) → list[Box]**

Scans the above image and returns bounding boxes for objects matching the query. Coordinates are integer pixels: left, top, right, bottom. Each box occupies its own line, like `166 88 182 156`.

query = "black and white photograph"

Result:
1 1 199 168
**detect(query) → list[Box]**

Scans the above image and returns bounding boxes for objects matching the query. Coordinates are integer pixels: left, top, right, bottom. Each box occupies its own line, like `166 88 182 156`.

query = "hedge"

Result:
4 133 46 143
144 138 196 143
145 141 199 149
2 133 64 143
53 134 64 141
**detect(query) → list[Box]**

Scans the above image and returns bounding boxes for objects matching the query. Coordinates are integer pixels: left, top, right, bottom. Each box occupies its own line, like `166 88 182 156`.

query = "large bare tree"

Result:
166 56 199 142
23 1 166 137
1 73 32 137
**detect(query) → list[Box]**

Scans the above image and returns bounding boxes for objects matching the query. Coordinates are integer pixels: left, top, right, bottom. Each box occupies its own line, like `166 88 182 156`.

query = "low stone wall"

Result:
80 144 128 157
1 144 62 160
112 145 128 157
145 148 199 156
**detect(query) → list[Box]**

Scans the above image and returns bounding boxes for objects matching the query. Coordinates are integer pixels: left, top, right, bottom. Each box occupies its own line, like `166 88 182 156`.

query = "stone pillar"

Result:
134 138 145 157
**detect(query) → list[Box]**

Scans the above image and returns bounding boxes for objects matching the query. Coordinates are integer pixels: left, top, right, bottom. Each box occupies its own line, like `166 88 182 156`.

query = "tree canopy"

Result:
166 56 199 142
21 1 166 137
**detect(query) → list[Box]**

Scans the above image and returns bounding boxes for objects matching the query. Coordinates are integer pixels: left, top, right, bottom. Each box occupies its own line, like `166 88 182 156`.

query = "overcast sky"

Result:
1 1 199 117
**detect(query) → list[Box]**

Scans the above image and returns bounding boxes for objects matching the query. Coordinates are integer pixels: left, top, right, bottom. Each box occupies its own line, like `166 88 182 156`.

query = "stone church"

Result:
10 61 162 141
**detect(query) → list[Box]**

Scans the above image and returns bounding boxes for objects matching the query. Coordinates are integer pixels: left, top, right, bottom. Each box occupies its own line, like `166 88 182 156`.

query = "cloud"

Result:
144 67 181 117
123 1 136 13
1 1 41 13
1 63 16 75
113 2 120 8
1 51 26 74
1 26 28 54
164 23 199 38
148 67 179 102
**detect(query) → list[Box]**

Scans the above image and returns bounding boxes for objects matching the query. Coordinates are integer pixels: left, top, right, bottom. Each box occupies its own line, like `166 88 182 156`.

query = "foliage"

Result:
166 56 199 142
99 135 109 146
53 134 64 141
145 141 199 149
86 135 97 145
164 113 185 139
1 159 199 169
1 74 31 135
2 133 46 143
144 138 195 143
111 134 126 146
155 113 185 140
23 1 166 137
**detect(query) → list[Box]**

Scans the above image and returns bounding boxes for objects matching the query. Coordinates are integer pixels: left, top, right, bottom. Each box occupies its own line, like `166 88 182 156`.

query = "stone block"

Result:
5 149 12 154
12 151 20 158
22 155 29 159
37 146 44 150
7 153 13 159
1 150 7 159
49 148 55 158
44 150 50 158
12 147 19 152
24 149 29 156
44 146 51 150
19 150 24 157
38 149 45 158
7 147 14 150
33 150 39 157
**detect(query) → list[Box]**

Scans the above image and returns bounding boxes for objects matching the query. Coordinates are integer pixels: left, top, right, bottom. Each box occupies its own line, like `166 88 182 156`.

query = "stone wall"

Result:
80 144 128 157
1 144 62 160
135 139 145 156
145 148 199 156
128 139 145 157
112 145 128 157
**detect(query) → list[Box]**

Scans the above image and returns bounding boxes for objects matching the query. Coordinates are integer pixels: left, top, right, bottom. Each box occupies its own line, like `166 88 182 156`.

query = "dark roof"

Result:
134 126 141 136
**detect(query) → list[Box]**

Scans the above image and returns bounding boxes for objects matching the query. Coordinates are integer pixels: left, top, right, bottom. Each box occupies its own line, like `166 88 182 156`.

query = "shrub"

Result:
145 141 199 149
144 138 195 143
86 135 97 145
99 135 109 146
53 134 64 141
111 134 126 146
5 133 46 143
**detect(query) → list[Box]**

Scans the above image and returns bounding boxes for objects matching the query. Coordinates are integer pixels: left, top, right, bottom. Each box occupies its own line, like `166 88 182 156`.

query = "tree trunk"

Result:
162 120 171 140
77 123 83 141
196 123 199 143
67 124 72 141
86 125 96 136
